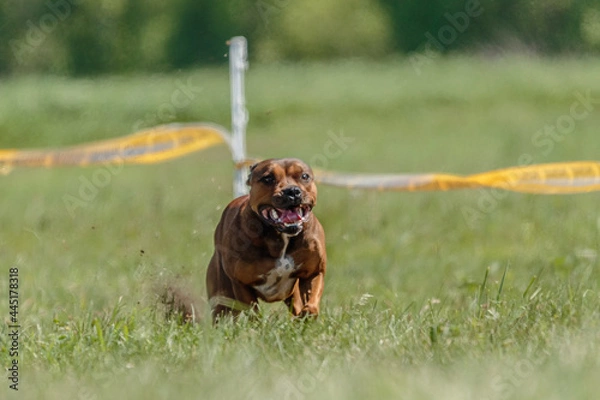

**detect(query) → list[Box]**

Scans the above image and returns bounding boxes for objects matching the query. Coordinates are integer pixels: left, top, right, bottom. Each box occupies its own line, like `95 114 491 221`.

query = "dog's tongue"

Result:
280 209 302 224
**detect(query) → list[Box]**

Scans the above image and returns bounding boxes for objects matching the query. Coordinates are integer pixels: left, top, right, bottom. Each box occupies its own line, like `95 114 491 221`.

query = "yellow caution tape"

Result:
0 123 228 174
314 161 600 194
1 123 599 194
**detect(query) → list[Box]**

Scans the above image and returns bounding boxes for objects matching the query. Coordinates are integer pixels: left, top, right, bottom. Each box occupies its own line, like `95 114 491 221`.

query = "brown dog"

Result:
206 158 326 321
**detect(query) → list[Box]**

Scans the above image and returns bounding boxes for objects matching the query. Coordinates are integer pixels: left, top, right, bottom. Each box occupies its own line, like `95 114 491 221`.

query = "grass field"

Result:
1 56 600 399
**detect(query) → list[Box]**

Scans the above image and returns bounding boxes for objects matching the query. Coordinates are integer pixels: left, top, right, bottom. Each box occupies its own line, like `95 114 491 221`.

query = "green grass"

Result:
1 56 600 399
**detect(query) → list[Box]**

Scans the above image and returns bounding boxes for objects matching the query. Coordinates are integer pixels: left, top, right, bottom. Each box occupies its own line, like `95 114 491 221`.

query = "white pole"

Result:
229 36 249 198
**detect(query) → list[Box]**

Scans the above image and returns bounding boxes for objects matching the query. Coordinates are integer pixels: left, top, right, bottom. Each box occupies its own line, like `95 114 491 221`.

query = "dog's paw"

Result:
299 304 319 318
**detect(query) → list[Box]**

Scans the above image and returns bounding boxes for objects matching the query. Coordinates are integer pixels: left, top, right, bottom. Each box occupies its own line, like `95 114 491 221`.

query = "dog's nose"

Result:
282 186 302 201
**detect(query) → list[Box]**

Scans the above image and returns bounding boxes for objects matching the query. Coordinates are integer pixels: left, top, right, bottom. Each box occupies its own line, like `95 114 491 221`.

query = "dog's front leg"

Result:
288 271 324 317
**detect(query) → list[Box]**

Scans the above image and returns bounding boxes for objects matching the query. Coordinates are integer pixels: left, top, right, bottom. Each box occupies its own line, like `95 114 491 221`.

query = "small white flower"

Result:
358 293 374 306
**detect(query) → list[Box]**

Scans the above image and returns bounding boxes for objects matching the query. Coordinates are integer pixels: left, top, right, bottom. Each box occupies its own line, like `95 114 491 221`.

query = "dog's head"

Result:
247 158 317 236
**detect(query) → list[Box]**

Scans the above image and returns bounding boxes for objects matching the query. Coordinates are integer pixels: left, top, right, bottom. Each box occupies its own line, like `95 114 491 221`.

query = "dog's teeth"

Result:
298 208 304 218
270 209 279 220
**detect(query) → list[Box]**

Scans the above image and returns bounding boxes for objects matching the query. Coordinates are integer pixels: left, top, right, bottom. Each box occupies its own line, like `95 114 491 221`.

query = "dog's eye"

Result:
301 173 311 181
260 174 275 185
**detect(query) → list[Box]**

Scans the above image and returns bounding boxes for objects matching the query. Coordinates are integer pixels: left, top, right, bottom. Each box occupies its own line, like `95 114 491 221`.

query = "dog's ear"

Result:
246 163 258 186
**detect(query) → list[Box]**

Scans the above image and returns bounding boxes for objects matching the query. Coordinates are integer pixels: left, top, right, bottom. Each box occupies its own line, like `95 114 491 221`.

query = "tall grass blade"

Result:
496 263 509 302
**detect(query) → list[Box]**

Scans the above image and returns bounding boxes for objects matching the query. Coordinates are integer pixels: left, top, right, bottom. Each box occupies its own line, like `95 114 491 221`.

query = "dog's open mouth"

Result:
259 205 312 233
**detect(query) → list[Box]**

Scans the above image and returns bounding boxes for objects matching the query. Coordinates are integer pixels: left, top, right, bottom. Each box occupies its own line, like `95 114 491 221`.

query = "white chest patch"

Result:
253 235 300 302
254 255 299 301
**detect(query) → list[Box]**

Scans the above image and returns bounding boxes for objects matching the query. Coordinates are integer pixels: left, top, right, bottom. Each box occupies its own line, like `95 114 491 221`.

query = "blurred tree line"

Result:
1 0 599 76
